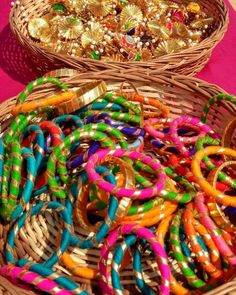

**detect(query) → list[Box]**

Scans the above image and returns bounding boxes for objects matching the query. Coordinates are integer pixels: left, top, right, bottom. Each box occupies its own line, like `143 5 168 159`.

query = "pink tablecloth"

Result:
0 0 236 101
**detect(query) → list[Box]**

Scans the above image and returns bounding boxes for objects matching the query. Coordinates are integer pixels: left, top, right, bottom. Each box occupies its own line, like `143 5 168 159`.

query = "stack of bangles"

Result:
0 77 236 295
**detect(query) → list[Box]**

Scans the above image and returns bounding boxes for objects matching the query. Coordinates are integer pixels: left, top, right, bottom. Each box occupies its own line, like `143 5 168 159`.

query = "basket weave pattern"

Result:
0 70 236 294
10 0 229 75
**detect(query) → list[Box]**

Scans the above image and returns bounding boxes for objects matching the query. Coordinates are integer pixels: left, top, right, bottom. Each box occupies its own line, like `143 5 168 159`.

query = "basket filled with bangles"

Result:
0 68 236 295
10 0 228 75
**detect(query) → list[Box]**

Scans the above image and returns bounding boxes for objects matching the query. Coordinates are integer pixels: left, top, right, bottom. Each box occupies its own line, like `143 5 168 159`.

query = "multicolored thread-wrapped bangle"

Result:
194 193 236 265
192 146 236 207
0 265 73 295
6 201 72 268
99 224 171 295
170 210 206 288
85 148 166 199
17 259 88 295
183 203 223 278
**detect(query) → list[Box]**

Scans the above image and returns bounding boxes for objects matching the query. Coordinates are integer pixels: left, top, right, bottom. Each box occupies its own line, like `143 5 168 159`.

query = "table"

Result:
0 0 236 101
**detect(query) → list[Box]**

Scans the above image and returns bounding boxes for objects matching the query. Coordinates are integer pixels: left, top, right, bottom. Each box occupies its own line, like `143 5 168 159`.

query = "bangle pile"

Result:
1 77 236 295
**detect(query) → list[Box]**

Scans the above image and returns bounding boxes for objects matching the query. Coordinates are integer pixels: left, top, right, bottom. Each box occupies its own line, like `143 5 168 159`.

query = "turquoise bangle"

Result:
6 201 72 268
10 147 37 220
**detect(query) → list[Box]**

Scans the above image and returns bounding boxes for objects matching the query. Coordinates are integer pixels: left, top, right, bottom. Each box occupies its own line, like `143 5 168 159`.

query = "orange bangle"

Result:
192 146 236 207
193 219 222 270
183 203 223 279
11 91 77 115
117 81 169 118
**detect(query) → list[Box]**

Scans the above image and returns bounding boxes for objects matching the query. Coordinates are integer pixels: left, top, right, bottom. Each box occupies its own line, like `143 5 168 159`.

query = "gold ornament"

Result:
190 17 214 29
54 40 82 56
147 20 170 38
155 39 186 56
187 2 201 13
87 0 113 17
66 0 86 12
39 28 55 43
58 18 84 40
171 23 189 39
120 4 143 26
28 18 49 39
128 0 148 12
81 22 104 48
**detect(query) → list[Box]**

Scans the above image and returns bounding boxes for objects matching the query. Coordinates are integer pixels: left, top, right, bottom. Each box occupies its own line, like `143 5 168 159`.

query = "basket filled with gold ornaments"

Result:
10 0 228 75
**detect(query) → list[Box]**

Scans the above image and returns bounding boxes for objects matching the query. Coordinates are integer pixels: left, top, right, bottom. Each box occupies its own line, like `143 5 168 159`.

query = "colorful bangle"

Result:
54 80 107 115
69 166 129 249
168 115 217 156
6 201 72 268
195 136 236 189
207 161 236 233
56 121 130 183
170 210 206 288
194 193 236 265
192 146 236 207
10 147 37 220
193 219 222 270
0 141 24 220
53 114 84 135
11 77 70 115
133 245 156 295
17 259 88 295
76 160 134 232
201 93 236 124
47 126 126 198
117 88 170 118
99 224 171 295
156 215 191 295
39 121 64 153
85 148 166 200
79 109 141 125
21 124 45 170
0 265 73 295
103 93 141 115
183 203 223 278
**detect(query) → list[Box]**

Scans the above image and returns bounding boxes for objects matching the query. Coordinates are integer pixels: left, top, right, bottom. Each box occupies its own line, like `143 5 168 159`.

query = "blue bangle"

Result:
6 201 72 268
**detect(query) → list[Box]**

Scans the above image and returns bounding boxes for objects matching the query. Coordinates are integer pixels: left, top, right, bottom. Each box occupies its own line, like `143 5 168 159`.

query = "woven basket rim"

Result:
9 0 229 75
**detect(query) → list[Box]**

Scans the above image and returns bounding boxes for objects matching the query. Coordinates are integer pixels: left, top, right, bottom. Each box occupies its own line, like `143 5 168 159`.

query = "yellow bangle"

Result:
192 146 236 207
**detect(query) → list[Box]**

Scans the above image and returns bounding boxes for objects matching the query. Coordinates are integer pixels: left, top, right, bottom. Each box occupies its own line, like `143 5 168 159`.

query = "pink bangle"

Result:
0 265 72 295
194 193 236 265
144 118 167 139
168 115 217 156
85 148 166 199
99 224 170 295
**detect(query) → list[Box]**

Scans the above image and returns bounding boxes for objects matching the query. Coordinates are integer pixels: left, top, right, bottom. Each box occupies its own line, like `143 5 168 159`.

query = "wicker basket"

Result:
0 275 36 295
9 0 229 75
0 69 236 294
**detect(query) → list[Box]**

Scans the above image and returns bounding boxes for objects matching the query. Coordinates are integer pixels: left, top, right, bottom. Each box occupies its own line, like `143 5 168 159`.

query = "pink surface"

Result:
0 0 236 101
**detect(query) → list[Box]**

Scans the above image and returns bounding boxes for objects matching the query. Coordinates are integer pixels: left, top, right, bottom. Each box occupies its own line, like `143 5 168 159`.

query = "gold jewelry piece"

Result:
55 80 108 115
